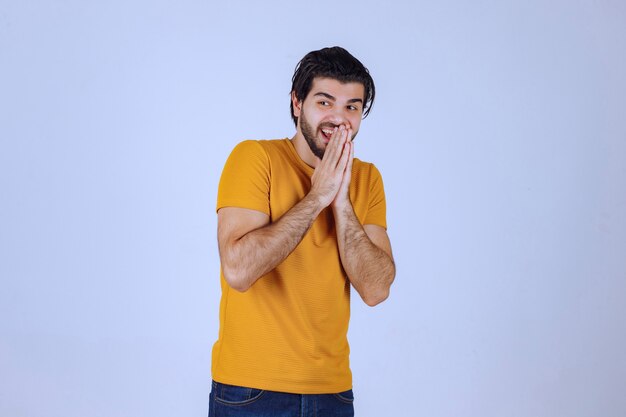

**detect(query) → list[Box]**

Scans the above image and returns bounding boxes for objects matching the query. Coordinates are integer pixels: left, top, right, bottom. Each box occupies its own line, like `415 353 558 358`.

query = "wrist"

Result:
331 196 352 213
305 191 328 215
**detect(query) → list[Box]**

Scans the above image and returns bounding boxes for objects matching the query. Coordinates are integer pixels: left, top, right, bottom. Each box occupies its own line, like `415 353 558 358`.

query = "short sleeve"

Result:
363 164 387 229
216 140 271 215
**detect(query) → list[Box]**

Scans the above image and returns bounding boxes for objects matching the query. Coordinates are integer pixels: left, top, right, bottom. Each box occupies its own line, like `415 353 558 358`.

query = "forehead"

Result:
308 77 365 101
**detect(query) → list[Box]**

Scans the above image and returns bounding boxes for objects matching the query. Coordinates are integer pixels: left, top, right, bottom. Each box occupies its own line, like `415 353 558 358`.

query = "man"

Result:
209 46 395 417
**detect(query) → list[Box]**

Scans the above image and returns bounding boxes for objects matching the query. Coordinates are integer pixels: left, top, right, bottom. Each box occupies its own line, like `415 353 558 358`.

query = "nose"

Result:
327 107 350 127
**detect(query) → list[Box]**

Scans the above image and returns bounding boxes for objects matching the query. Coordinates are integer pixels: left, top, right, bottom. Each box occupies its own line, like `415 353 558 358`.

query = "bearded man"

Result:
209 46 395 417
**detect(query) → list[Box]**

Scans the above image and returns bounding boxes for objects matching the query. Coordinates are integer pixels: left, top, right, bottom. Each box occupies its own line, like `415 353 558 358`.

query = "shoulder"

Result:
255 138 292 156
352 157 383 180
224 140 271 170
229 139 266 156
229 139 289 159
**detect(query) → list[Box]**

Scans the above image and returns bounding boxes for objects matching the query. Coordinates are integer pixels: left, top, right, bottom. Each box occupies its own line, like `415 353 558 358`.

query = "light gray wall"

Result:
1 1 624 416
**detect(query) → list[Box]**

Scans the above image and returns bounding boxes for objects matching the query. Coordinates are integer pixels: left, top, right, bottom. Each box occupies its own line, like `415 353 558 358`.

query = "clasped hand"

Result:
309 124 354 209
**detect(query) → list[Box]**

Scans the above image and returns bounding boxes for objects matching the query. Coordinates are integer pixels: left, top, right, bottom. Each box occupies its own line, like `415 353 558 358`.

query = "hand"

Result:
331 127 354 210
309 125 351 208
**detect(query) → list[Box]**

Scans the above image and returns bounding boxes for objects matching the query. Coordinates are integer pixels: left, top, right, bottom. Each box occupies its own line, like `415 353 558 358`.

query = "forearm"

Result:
333 203 395 306
221 193 324 291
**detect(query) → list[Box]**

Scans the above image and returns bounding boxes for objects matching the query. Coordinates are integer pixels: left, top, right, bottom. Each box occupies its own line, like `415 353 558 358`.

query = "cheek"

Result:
349 117 362 132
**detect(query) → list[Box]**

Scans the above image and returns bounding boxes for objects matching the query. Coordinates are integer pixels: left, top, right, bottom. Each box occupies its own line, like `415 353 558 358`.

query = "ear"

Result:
291 91 302 118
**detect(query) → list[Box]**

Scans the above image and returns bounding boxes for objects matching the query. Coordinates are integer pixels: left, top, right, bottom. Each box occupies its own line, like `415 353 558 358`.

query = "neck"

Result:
290 132 320 168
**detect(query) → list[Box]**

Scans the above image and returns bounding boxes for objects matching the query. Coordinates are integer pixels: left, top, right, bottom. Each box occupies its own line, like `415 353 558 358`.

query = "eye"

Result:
319 101 330 106
348 105 360 111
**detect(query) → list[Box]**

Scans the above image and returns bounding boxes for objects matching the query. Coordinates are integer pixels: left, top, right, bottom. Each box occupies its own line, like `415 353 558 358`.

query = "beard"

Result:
299 109 358 160
299 109 326 160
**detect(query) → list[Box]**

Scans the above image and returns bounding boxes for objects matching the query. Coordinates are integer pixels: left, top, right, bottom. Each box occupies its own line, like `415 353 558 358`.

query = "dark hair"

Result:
290 46 375 127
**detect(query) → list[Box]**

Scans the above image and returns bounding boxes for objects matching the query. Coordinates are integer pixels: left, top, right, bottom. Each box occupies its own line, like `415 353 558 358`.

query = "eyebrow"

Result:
313 92 363 104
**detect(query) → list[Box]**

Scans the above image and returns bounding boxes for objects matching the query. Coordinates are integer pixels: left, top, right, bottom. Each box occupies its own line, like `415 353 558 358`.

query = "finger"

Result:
341 142 354 191
323 126 345 165
333 126 351 169
336 137 351 171
320 127 339 163
346 140 354 174
339 142 354 196
338 124 350 144
331 125 343 140
335 125 349 151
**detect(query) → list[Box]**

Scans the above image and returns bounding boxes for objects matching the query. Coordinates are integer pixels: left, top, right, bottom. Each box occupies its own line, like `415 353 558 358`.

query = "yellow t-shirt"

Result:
211 138 387 394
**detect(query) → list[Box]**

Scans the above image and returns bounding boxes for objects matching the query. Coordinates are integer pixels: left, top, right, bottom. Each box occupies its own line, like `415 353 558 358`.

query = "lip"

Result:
319 127 334 143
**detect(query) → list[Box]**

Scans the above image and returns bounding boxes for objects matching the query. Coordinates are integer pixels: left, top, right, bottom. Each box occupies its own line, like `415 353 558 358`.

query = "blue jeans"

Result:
209 380 354 417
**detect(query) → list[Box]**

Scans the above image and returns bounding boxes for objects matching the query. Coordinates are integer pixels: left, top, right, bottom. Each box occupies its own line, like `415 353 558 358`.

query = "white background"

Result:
1 1 625 416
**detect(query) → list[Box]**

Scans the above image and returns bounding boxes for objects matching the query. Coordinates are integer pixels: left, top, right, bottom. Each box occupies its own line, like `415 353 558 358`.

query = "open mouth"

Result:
320 127 335 141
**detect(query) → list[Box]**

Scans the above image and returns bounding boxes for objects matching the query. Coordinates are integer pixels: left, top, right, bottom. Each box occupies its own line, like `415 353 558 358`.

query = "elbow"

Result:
222 265 252 292
363 288 390 307
228 280 251 293
360 271 395 307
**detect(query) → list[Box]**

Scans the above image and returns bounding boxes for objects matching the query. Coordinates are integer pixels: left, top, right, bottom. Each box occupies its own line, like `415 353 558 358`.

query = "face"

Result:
293 77 365 159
